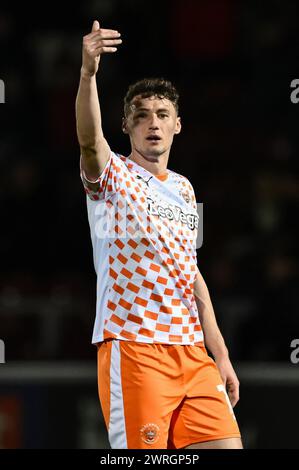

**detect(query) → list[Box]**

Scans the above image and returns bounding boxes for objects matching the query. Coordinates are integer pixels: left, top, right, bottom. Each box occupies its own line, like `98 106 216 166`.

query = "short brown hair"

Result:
123 78 179 117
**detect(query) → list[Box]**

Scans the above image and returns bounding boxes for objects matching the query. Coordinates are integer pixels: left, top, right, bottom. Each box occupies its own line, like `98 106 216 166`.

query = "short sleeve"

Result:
80 151 126 201
182 177 201 257
184 178 198 211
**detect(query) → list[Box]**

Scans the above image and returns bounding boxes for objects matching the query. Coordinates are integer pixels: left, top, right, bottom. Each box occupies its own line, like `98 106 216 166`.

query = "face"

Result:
123 95 181 160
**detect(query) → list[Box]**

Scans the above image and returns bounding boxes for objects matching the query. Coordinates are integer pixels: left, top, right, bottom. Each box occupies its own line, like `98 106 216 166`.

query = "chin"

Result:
146 147 165 157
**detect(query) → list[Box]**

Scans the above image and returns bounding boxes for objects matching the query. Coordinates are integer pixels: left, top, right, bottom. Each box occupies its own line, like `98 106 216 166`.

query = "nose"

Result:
149 113 159 129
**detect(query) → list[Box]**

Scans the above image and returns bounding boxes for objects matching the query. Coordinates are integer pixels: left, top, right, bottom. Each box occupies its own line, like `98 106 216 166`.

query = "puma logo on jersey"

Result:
136 175 153 187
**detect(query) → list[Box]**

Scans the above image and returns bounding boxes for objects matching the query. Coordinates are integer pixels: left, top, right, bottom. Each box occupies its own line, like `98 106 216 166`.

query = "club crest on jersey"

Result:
180 190 190 204
140 423 160 445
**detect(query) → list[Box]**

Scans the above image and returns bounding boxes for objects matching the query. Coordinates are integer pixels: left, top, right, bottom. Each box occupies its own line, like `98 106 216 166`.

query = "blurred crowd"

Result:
0 0 298 361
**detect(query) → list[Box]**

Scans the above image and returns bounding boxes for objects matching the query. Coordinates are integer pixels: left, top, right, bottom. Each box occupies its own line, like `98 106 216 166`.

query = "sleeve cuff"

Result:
79 155 104 183
79 151 114 184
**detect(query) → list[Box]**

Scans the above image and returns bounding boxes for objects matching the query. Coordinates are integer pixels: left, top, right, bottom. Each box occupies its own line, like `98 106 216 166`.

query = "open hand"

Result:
81 20 122 76
215 356 240 408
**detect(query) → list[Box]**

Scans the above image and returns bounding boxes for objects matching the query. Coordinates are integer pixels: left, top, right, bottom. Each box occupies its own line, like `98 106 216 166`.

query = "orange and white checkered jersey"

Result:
80 151 204 345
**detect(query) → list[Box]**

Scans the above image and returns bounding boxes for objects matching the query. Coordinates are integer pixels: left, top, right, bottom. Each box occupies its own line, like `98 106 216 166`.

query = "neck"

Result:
128 148 169 176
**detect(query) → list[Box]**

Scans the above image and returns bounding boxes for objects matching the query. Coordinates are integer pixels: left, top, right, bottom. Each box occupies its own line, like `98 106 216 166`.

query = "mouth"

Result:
146 135 162 143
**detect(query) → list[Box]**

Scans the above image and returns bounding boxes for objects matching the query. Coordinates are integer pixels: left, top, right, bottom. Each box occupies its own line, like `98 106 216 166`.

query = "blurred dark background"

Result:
0 0 299 449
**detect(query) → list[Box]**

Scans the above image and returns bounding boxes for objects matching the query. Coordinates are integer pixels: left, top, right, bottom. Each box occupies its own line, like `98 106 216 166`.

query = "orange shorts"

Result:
97 339 241 449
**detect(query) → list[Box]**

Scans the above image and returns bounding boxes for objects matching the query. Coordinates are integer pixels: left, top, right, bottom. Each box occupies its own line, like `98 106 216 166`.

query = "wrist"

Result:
210 345 229 361
80 67 96 79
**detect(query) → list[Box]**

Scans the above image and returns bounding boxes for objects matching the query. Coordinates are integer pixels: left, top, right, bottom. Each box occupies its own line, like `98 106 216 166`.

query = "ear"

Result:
174 116 182 135
122 117 128 134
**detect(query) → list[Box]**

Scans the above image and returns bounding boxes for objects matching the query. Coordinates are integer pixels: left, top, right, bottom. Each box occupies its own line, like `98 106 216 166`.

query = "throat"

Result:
130 148 168 175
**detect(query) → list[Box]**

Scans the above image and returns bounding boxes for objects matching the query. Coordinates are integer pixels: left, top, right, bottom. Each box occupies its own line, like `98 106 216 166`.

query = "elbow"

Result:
77 130 104 152
79 141 97 153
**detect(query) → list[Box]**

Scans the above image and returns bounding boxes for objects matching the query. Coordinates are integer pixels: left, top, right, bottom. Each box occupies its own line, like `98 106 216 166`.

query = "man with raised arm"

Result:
76 20 242 450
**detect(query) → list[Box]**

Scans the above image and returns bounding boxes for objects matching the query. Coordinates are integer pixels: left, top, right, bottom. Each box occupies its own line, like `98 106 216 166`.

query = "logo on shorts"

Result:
140 423 160 444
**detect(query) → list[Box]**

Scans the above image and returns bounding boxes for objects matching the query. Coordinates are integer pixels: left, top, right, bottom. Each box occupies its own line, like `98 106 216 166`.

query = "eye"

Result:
159 113 169 118
136 112 147 118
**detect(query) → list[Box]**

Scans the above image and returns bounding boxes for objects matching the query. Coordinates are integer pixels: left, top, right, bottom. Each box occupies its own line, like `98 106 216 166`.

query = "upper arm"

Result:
80 137 111 191
80 147 127 202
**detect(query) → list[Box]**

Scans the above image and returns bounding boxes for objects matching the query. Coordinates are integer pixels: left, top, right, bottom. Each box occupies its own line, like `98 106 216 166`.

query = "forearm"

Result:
194 269 229 360
75 69 103 148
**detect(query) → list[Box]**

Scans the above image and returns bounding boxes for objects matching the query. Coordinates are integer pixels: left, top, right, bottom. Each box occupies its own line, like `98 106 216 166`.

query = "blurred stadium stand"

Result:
1 362 299 449
0 0 298 448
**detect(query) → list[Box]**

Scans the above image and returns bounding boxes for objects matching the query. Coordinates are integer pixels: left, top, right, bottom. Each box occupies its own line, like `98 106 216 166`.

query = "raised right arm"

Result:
75 20 122 184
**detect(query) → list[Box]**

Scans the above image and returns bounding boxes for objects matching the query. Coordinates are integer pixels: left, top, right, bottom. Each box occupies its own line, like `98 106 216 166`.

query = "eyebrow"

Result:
134 107 170 113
